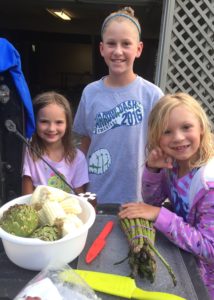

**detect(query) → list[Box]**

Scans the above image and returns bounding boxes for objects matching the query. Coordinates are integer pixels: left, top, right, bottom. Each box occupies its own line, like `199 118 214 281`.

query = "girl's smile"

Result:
172 145 190 152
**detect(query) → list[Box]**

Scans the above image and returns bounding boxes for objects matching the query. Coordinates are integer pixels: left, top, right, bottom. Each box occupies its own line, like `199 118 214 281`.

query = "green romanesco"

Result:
0 204 39 237
31 225 61 241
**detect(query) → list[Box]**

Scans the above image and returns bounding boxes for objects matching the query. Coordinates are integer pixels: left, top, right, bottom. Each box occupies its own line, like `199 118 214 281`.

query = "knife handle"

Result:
99 220 114 240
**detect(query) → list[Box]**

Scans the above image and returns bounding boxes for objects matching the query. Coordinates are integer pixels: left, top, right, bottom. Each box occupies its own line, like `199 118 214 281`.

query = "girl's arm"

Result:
74 184 87 195
71 148 89 195
120 191 214 263
155 191 214 263
119 164 168 220
142 147 172 205
22 175 34 195
142 165 168 206
79 136 91 155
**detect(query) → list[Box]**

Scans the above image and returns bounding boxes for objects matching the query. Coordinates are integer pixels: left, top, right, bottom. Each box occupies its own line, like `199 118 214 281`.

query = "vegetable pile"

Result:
0 185 84 241
120 217 177 286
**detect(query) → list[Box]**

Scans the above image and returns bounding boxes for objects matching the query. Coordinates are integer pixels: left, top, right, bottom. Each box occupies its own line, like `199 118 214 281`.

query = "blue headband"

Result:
101 13 141 38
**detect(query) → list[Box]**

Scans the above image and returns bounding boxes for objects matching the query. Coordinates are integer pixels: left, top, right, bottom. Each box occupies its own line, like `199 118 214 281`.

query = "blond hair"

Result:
101 7 141 40
30 91 76 162
147 93 214 168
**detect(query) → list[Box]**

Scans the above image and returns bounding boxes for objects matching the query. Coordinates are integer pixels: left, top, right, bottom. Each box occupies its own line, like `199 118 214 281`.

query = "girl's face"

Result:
36 103 67 146
100 20 143 80
159 105 202 166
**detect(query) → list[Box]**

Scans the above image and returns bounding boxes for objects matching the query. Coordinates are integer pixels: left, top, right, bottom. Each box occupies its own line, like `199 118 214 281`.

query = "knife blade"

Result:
85 220 114 263
74 270 186 300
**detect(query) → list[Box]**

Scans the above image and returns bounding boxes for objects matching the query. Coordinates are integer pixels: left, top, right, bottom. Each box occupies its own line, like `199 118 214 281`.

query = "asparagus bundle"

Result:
120 218 177 286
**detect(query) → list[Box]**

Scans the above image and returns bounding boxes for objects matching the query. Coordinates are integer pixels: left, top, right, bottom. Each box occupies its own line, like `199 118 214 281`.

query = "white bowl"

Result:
0 194 96 271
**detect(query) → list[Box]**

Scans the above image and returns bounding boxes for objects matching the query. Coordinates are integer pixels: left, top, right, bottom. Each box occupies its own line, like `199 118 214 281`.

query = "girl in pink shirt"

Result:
22 91 88 195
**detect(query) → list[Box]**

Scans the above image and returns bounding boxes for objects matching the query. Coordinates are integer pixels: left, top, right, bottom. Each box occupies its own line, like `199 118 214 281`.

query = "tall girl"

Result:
119 93 214 299
73 7 163 204
22 91 89 195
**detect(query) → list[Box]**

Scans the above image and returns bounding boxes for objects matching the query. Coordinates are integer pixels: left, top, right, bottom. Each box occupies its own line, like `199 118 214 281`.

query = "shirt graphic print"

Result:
93 100 143 134
89 100 144 175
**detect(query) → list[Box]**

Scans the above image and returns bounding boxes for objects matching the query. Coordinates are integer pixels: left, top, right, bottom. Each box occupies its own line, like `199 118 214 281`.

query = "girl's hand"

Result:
118 202 161 222
147 147 173 170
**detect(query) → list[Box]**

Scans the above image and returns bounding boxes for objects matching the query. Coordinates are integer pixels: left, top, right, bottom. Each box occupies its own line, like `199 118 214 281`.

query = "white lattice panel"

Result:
157 0 214 124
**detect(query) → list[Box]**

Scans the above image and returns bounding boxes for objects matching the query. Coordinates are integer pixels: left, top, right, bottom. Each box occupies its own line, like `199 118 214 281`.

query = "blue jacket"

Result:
0 38 35 138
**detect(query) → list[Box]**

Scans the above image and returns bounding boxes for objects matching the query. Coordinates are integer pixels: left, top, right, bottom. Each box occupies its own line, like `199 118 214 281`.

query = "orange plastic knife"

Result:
85 220 114 264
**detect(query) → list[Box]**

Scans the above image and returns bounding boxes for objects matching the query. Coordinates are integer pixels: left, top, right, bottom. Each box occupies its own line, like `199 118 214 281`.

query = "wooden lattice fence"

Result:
156 0 214 124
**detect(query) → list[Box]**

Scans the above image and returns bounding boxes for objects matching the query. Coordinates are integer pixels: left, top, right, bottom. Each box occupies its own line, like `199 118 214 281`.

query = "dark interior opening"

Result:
0 0 163 203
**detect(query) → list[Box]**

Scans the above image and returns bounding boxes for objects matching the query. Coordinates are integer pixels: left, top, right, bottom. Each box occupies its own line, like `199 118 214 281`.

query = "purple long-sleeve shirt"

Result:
142 159 214 299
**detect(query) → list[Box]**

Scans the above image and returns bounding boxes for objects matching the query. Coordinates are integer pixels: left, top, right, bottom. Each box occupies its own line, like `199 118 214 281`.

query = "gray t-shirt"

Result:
73 76 163 204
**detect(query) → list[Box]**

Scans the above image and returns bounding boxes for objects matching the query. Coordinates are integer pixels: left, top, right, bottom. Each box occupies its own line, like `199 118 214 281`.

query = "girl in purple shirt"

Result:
119 93 214 298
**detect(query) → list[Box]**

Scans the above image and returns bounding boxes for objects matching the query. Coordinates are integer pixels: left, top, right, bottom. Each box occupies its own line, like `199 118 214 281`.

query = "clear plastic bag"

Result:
14 264 101 300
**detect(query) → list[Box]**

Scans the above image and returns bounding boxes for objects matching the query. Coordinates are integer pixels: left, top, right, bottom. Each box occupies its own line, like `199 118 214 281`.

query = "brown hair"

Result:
147 93 214 168
30 91 76 162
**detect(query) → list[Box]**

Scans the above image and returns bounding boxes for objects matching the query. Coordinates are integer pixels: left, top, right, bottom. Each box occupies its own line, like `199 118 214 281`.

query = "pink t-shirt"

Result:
22 148 89 193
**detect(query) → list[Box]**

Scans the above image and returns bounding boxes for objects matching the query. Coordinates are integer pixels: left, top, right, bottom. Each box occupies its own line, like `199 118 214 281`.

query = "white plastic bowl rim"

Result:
0 194 95 246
